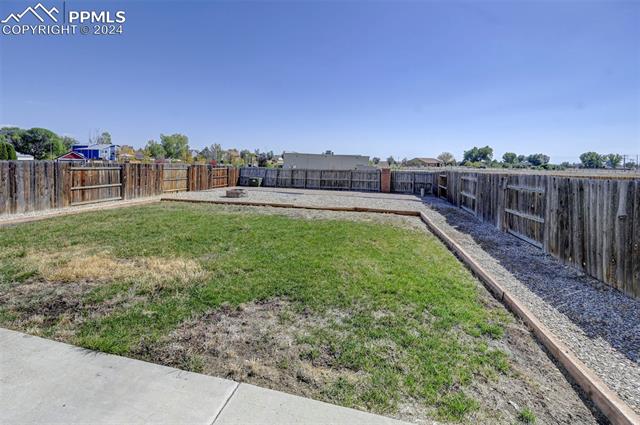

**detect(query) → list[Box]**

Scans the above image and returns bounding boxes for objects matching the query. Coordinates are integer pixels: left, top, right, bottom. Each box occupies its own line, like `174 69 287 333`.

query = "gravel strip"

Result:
419 197 640 415
165 187 640 415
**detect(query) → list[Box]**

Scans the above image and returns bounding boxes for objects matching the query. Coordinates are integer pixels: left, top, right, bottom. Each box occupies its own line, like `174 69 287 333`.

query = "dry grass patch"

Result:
24 248 207 286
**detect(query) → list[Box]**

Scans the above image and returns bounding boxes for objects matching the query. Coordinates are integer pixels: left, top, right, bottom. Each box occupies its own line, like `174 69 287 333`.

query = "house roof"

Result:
73 143 117 150
411 157 442 163
57 151 86 160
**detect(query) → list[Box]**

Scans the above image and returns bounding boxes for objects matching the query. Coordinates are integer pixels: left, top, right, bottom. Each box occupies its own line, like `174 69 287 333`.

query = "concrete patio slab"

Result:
0 328 237 425
0 328 413 425
214 383 412 425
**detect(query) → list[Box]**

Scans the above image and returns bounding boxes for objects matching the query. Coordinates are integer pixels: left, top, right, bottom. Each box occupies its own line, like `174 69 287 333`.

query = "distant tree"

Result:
61 136 78 151
606 153 622 169
437 152 456 166
625 160 637 169
0 137 17 159
0 127 25 147
98 131 112 144
160 134 189 160
386 156 395 165
257 153 268 167
517 154 526 163
560 161 571 169
118 145 136 161
502 152 518 165
463 146 493 164
15 128 65 159
580 152 605 168
199 146 214 161
526 153 550 167
324 150 334 155
372 157 380 165
145 139 166 159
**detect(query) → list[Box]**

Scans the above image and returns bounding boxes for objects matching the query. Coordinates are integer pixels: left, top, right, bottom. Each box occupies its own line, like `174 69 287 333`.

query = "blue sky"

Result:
0 0 638 162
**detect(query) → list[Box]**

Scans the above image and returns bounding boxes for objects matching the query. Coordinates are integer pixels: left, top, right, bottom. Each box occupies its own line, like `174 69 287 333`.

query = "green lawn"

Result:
0 203 510 422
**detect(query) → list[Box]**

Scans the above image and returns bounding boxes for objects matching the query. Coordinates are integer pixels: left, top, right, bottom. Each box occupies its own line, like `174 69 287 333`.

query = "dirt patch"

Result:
135 299 364 400
136 297 603 425
0 248 208 338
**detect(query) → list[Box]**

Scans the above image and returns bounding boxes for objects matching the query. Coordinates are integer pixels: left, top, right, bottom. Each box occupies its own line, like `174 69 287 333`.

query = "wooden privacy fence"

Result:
0 161 235 215
430 170 640 298
239 167 380 191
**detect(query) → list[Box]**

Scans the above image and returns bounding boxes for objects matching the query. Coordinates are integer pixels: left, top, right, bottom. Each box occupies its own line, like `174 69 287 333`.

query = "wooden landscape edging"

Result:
417 211 639 425
160 196 640 425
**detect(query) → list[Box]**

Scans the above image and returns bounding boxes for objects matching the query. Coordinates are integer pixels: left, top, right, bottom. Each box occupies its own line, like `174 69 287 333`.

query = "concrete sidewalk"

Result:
0 328 410 425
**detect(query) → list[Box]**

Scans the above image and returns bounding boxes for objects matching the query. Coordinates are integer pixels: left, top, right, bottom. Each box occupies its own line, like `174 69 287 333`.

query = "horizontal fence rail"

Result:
425 170 640 299
239 167 380 191
0 161 235 215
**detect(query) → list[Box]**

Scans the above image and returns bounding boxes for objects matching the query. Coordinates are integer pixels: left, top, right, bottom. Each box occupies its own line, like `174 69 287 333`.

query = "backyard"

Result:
0 202 600 424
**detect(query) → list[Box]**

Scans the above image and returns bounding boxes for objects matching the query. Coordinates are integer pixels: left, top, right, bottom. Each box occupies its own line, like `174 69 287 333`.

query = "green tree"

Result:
579 152 605 168
502 152 518 164
526 153 550 167
61 136 78 151
606 153 622 169
144 140 166 159
463 146 493 163
0 127 25 147
91 131 112 145
437 152 456 165
160 134 189 160
386 156 395 165
0 141 7 160
6 142 17 160
372 157 380 165
15 128 65 159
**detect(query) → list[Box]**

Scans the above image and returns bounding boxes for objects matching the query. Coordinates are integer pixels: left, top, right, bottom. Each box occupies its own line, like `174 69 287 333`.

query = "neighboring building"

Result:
16 152 34 161
283 152 371 170
376 160 390 168
70 143 118 161
57 151 86 161
405 157 444 167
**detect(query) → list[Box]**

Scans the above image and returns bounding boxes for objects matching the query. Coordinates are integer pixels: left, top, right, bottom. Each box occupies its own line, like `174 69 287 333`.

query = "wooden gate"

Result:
459 173 477 215
68 166 122 206
503 175 546 248
438 173 448 199
163 165 188 193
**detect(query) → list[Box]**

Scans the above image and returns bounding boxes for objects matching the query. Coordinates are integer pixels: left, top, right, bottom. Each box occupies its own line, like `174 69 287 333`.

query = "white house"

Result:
283 152 371 170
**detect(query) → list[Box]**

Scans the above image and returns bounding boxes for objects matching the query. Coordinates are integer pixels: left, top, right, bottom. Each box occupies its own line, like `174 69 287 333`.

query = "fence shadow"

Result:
422 196 640 366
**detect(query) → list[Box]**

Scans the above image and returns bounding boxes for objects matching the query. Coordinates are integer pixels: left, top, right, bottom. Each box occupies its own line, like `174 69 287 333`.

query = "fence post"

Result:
381 168 391 193
120 164 127 200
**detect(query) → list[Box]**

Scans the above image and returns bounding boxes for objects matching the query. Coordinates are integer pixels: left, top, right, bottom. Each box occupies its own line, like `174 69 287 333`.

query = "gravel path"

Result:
165 187 640 415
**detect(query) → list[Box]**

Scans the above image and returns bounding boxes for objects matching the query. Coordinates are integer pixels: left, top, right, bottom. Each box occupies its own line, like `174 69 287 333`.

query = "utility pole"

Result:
623 154 626 169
